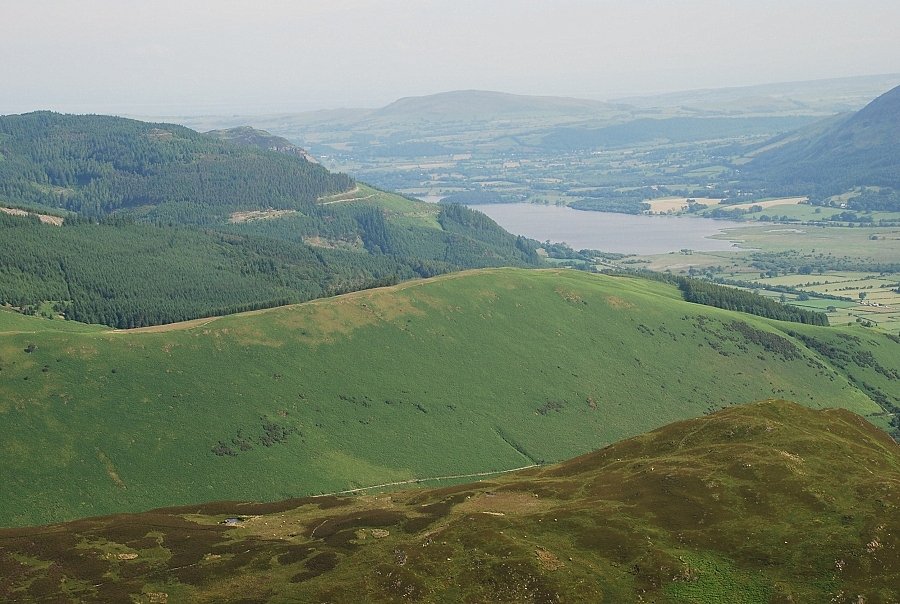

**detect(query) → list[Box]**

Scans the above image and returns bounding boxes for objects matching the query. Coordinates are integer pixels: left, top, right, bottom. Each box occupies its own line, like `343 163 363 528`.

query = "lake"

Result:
465 203 747 255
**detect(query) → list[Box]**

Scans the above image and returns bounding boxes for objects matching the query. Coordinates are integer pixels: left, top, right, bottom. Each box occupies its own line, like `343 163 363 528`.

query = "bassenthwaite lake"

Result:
466 203 747 255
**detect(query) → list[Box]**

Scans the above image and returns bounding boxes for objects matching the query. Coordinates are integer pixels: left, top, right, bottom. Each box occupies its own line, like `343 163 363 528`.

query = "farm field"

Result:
645 197 712 214
1 268 896 527
735 204 900 223
718 224 900 261
637 223 900 332
617 224 900 271
776 274 900 331
718 196 807 211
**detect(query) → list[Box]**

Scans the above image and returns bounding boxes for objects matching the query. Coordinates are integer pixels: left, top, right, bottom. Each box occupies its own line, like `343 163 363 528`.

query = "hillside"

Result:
0 190 540 327
0 112 542 326
1 269 896 527
2 400 898 602
0 112 352 223
204 125 320 163
745 84 900 199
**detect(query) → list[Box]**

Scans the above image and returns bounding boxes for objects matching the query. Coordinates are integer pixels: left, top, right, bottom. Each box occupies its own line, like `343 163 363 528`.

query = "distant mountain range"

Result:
371 89 624 122
146 73 900 131
614 72 900 115
135 75 898 171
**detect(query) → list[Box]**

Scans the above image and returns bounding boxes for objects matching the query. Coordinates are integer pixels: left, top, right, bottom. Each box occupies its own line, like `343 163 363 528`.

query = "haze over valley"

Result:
1 2 899 602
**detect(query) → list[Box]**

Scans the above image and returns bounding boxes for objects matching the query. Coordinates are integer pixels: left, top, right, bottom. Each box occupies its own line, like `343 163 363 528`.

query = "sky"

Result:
2 0 900 116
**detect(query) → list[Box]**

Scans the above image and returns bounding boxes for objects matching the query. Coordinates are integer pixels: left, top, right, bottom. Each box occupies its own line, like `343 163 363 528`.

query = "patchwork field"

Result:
1 269 897 528
636 224 900 332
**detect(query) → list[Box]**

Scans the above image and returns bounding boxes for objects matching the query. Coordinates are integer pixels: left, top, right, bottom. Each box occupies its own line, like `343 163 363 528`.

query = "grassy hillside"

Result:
1 269 896 527
2 400 898 602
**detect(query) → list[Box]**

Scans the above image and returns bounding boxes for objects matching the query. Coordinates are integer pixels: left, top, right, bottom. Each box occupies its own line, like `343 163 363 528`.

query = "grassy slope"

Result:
336 183 442 229
2 401 898 603
0 269 896 527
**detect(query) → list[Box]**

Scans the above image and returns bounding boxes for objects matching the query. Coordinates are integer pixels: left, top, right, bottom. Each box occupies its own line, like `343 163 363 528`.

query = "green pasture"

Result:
722 224 900 263
1 269 896 527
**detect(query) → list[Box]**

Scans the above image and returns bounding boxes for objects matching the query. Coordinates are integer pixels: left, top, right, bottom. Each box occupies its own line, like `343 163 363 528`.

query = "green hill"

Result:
1 269 896 527
2 400 898 603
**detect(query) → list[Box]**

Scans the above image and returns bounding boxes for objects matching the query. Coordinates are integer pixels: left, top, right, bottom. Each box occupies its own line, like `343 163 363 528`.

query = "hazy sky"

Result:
3 0 900 115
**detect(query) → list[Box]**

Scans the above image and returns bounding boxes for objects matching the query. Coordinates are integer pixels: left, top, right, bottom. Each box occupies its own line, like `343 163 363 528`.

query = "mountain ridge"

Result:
373 89 622 121
745 84 900 196
615 72 900 114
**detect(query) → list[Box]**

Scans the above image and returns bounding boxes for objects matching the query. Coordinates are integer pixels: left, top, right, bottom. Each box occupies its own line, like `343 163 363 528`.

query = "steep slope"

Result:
1 269 895 527
746 84 900 196
2 400 897 602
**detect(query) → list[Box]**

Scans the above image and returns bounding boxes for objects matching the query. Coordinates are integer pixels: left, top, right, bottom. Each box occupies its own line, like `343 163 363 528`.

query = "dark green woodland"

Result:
0 113 541 327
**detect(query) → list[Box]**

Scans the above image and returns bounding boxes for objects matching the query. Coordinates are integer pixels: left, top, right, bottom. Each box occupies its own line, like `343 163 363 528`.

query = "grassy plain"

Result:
1 269 896 528
719 224 900 261
638 224 900 332
2 400 898 603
